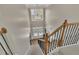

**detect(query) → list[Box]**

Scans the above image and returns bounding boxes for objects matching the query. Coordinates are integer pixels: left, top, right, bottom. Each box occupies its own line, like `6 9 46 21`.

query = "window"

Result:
30 9 44 21
30 8 46 38
32 27 45 36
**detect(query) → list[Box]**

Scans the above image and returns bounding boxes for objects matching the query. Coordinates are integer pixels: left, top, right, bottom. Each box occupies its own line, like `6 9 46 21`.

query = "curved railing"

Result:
44 20 79 55
0 27 13 55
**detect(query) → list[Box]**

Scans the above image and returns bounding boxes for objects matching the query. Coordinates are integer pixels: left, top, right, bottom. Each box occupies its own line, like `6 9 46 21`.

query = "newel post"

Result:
44 33 48 55
57 19 68 47
0 27 7 34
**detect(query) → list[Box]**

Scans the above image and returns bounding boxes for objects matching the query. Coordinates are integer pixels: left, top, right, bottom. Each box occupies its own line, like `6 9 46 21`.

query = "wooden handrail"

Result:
44 19 79 54
49 24 64 37
44 19 68 54
57 20 68 47
68 23 79 25
48 20 79 42
48 21 79 40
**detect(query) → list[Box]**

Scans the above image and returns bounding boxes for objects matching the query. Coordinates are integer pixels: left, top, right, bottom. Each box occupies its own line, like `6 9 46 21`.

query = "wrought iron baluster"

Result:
0 33 13 55
0 42 8 55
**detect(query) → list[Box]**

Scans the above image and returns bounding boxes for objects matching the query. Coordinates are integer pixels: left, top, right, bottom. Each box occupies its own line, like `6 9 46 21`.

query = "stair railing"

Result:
44 19 79 55
0 27 13 55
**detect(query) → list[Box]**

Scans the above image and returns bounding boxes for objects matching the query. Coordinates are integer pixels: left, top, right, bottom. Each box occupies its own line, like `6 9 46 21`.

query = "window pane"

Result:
30 9 44 21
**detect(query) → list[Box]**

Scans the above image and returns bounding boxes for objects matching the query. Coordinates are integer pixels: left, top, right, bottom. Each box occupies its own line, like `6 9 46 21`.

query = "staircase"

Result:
1 19 79 55
43 19 79 55
26 39 44 55
31 19 79 55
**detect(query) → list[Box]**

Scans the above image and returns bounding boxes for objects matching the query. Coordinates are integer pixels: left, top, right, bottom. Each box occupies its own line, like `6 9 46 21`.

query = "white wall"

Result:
46 4 79 33
0 5 30 55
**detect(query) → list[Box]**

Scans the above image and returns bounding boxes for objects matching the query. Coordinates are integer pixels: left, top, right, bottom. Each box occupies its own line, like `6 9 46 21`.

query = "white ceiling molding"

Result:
25 4 52 8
